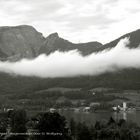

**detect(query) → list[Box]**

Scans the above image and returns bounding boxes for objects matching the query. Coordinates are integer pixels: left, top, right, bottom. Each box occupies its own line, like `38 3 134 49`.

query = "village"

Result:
1 88 140 115
49 101 140 114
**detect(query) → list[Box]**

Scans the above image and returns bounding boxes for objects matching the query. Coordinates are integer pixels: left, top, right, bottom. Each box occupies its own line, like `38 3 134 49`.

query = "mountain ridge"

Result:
39 32 102 56
0 25 140 61
0 25 45 61
0 26 140 94
0 25 102 61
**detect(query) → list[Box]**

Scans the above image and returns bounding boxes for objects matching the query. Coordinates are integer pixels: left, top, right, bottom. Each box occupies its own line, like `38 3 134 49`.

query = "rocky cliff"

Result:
0 25 45 61
0 25 102 61
0 25 140 61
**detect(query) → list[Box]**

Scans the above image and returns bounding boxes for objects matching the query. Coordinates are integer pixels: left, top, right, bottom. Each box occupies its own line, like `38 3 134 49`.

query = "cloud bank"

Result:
0 38 140 78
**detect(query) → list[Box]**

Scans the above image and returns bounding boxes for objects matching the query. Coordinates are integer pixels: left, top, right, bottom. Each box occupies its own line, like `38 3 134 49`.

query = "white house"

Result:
49 108 56 113
83 107 90 112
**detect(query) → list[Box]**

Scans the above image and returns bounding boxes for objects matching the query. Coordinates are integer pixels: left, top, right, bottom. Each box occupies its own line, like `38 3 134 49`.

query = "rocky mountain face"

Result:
102 29 140 51
0 25 45 61
0 25 140 94
40 29 140 56
0 25 102 61
39 29 140 55
0 25 140 61
39 32 102 55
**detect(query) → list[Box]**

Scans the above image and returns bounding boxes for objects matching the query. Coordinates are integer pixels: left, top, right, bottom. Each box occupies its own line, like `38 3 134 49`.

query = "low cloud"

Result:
0 38 140 78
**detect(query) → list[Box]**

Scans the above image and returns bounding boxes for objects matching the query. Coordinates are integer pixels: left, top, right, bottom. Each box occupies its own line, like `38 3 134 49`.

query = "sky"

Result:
0 0 140 44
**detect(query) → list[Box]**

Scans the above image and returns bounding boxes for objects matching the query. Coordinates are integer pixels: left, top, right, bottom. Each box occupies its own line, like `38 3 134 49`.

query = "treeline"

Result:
8 90 91 100
2 89 128 111
69 117 140 140
0 109 140 140
8 90 123 103
4 90 126 111
1 68 140 97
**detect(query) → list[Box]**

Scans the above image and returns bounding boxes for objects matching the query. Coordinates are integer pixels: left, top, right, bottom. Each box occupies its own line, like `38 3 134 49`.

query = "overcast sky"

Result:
0 0 140 44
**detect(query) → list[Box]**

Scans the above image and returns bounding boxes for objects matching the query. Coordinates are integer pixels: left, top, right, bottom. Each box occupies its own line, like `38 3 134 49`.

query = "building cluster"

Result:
112 102 136 112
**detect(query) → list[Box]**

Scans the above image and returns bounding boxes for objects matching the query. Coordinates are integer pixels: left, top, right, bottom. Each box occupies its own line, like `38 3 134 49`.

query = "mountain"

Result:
39 28 140 55
0 25 102 61
39 32 102 55
0 25 140 95
101 29 140 50
0 25 140 61
0 25 45 61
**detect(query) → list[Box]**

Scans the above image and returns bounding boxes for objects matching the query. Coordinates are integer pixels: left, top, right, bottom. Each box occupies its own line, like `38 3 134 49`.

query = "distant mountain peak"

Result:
42 32 60 49
102 29 140 50
0 25 37 31
39 32 102 55
47 32 59 38
0 25 45 60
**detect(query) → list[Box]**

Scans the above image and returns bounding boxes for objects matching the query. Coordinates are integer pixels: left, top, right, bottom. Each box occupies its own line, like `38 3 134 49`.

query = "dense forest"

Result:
1 68 140 96
0 110 140 140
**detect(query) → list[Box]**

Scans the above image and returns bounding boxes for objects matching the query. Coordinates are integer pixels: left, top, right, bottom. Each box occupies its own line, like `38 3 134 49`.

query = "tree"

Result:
10 109 27 133
69 118 76 139
0 116 8 140
36 112 71 140
108 117 116 125
76 122 92 140
8 109 27 140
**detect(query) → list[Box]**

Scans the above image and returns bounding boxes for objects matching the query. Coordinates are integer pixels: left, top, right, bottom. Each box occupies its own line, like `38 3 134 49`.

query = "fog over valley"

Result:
0 38 140 78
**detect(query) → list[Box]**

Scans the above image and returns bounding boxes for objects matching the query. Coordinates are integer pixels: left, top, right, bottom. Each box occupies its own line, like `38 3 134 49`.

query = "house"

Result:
83 107 90 112
112 102 128 112
49 108 57 113
90 102 100 107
